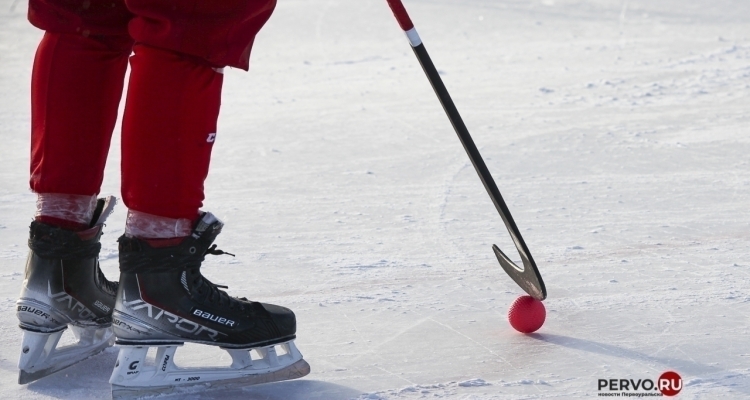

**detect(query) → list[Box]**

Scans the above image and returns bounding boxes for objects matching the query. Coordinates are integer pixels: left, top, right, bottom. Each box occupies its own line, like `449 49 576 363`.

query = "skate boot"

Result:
109 212 309 398
16 196 118 384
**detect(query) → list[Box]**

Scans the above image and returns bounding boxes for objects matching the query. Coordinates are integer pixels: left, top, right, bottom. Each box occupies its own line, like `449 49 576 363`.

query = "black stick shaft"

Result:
412 43 536 263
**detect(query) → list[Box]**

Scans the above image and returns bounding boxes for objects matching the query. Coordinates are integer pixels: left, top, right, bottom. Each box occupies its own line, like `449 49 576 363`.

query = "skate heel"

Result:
18 325 114 384
16 298 68 333
109 340 310 399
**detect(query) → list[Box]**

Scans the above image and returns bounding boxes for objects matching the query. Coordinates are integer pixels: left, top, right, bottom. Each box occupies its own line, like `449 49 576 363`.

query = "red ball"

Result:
508 295 546 333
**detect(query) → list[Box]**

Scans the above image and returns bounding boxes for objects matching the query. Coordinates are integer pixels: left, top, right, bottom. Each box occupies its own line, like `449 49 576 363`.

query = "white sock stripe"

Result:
124 210 192 239
405 27 422 47
35 193 98 225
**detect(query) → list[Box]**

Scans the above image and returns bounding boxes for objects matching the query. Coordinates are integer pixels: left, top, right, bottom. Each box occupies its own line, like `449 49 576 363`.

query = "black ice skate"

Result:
16 196 118 384
109 212 309 398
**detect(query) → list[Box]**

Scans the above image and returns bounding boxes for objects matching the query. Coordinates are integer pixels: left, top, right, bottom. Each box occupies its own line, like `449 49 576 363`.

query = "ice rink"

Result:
0 0 748 398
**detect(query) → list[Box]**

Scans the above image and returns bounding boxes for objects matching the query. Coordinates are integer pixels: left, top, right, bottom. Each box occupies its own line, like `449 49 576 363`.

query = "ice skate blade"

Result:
111 358 310 399
109 340 310 399
18 326 114 384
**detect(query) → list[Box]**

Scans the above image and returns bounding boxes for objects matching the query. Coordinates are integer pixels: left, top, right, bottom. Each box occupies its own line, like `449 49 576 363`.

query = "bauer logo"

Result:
192 308 236 327
94 300 110 313
597 371 682 397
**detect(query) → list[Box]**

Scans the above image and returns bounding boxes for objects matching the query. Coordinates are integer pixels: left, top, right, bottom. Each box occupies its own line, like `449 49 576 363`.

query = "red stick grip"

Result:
386 0 415 31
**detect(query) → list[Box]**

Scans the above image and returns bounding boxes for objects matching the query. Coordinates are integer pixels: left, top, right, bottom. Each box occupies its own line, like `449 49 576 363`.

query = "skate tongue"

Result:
92 196 117 227
76 225 103 241
193 212 222 238
201 212 218 225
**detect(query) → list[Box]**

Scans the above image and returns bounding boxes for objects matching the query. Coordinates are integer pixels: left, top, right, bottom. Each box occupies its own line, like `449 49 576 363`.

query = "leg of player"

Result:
110 1 309 396
17 0 133 384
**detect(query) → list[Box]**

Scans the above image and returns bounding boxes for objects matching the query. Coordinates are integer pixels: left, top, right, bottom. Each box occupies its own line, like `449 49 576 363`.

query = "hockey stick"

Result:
385 0 547 300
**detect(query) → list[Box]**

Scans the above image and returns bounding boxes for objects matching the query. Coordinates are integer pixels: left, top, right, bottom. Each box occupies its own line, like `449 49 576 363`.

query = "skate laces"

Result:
190 245 246 310
206 244 235 257
190 270 248 312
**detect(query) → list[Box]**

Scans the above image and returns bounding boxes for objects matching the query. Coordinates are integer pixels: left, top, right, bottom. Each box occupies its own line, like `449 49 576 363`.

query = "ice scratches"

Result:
684 369 750 396
330 56 387 66
357 379 492 399
336 259 433 272
437 160 488 263
668 45 749 68
0 272 21 280
342 259 395 270
550 44 750 108
0 248 23 260
1 297 15 310
317 287 408 307
498 379 551 387
357 378 555 399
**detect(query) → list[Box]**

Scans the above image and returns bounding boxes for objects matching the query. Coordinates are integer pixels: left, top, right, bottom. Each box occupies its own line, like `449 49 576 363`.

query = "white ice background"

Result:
0 0 749 398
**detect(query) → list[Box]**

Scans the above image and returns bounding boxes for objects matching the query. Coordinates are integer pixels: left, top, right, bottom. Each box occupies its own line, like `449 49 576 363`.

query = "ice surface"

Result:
0 0 748 398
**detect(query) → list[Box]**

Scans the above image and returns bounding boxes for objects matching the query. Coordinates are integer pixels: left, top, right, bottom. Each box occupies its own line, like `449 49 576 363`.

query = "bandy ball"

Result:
508 295 546 333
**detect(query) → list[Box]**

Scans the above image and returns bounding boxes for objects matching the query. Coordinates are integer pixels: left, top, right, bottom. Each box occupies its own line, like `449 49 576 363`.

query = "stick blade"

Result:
493 244 547 300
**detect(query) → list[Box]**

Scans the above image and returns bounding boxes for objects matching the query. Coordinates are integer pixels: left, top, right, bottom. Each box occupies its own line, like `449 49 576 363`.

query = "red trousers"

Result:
29 0 275 220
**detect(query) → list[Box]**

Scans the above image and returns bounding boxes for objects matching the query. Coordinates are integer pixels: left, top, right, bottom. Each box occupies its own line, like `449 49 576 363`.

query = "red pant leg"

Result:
29 32 132 196
120 44 223 220
121 0 276 220
28 0 132 196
